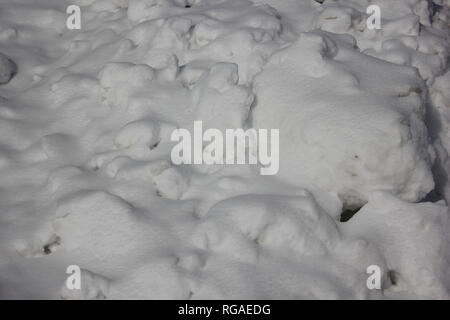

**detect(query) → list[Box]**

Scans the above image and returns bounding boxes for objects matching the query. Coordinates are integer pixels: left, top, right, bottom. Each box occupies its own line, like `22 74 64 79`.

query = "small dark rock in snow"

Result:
0 53 17 85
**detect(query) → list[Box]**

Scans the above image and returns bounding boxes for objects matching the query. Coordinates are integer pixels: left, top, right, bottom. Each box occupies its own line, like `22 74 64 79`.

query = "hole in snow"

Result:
421 188 442 203
42 235 61 255
149 139 161 150
388 270 398 286
340 207 361 222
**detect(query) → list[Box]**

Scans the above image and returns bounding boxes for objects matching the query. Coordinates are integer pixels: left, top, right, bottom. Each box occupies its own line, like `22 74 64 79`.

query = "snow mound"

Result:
343 192 450 299
189 192 387 299
54 190 172 275
252 31 434 207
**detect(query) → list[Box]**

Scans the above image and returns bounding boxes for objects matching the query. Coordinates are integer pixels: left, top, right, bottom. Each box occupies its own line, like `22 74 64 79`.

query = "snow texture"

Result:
0 0 450 299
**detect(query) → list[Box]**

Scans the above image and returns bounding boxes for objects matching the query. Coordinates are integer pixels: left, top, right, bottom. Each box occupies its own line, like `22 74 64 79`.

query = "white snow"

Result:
0 0 450 299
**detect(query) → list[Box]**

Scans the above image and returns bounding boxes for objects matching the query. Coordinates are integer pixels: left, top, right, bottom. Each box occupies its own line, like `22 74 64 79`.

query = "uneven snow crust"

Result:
0 0 450 299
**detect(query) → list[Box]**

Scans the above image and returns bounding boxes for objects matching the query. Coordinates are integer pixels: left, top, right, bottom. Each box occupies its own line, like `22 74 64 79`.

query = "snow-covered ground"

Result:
0 0 450 299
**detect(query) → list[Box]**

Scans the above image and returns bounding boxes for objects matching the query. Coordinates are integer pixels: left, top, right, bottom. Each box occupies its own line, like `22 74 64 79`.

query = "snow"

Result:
252 30 434 208
0 0 450 300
